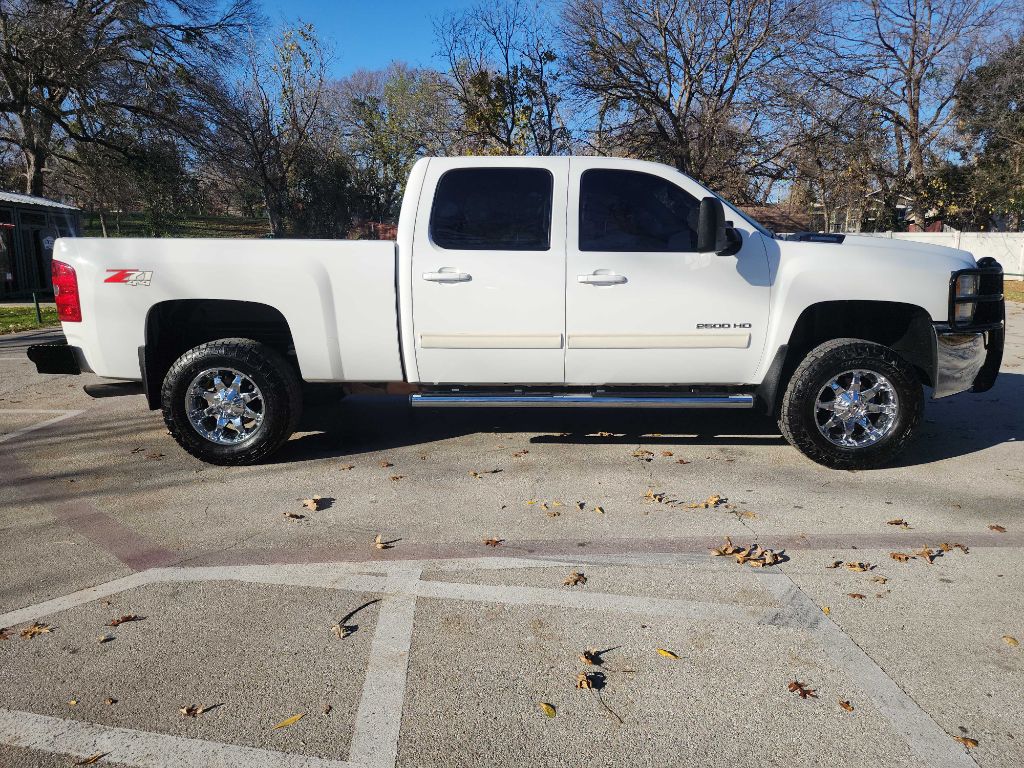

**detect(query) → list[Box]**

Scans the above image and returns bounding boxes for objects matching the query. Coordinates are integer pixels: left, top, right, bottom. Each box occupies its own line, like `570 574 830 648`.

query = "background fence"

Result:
862 232 1024 279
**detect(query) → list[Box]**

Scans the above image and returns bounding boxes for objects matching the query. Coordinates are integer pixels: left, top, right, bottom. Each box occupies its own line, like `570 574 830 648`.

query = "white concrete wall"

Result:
863 232 1024 279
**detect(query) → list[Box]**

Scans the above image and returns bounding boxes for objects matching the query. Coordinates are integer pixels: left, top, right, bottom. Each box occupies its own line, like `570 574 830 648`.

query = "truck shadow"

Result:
278 371 1022 468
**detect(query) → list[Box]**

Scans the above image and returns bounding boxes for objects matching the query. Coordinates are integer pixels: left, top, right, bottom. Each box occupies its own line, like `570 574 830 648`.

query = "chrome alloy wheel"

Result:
185 368 265 445
814 369 899 448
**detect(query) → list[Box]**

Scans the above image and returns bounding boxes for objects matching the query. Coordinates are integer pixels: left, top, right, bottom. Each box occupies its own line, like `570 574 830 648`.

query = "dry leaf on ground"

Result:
575 671 597 689
483 538 504 547
594 506 605 514
660 451 674 457
378 461 393 468
512 449 529 457
374 534 392 550
564 571 587 586
631 450 654 462
826 560 843 569
105 698 117 705
688 494 724 509
822 606 831 615
1002 635 1019 647
676 458 691 465
389 475 404 481
19 622 52 639
107 615 144 627
787 681 817 699
68 699 78 706
272 713 305 730
656 648 680 660
0 627 11 640
989 524 1007 533
953 736 979 749
887 518 911 528
73 754 108 766
331 623 354 639
709 537 782 567
844 562 873 572
538 702 556 717
848 593 867 600
871 575 888 584
580 648 603 665
98 633 115 643
339 464 355 470
915 546 936 564
301 496 323 511
180 704 217 717
890 552 913 562
839 700 855 712
283 512 305 520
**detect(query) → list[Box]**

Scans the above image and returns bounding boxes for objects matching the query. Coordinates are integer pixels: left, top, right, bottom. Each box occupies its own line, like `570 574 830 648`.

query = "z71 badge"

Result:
104 269 153 286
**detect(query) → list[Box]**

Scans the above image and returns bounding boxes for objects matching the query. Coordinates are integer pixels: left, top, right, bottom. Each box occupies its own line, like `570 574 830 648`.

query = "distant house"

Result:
739 204 811 234
0 192 82 299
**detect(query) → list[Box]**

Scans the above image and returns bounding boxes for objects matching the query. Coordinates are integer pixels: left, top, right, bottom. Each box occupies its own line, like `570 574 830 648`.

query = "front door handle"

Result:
577 272 627 285
423 268 471 283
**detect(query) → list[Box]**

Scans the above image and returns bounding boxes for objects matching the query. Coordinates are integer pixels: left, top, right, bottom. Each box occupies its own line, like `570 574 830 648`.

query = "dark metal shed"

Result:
0 191 82 299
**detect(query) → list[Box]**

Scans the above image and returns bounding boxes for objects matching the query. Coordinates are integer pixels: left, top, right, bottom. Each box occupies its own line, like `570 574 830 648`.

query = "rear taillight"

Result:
52 260 82 322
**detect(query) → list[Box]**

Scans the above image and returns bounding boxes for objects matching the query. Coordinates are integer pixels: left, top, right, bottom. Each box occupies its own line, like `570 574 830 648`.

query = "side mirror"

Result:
696 197 741 255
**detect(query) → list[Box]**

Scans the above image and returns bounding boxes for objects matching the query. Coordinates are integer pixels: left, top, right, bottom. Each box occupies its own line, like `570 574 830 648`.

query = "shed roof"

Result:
0 190 80 211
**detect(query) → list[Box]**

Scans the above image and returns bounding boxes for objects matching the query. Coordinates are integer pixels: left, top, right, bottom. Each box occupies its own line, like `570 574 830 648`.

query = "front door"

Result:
564 160 771 385
411 158 568 384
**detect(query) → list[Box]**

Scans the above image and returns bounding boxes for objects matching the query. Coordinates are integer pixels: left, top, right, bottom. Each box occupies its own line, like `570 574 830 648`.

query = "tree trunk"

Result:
98 210 108 238
23 146 47 197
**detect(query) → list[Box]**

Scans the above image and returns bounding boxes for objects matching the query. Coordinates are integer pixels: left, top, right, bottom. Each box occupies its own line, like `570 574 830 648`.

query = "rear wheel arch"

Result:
142 300 298 409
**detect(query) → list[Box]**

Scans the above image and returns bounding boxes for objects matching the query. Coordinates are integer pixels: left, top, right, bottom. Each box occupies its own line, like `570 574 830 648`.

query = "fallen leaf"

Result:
575 671 596 689
331 623 354 639
301 496 323 511
563 571 587 586
914 546 936 564
0 627 11 640
272 713 305 730
145 452 164 460
73 754 108 766
952 736 978 749
374 534 391 550
323 704 333 715
890 552 913 562
98 633 115 643
688 494 724 509
710 537 782 567
580 648 603 665
512 449 529 457
283 512 305 520
838 700 854 712
989 524 1007 533
378 460 393 468
676 459 691 465
576 501 585 511
844 562 873 572
107 615 144 627
660 451 674 457
68 698 78 706
656 648 680 660
105 698 117 705
870 575 888 584
1002 635 1019 647
594 506 605 514
787 681 817 699
538 702 556 717
822 606 831 615
631 449 654 462
848 593 867 600
339 464 355 470
483 538 504 547
887 518 911 528
179 704 217 717
826 560 843 569
19 622 53 639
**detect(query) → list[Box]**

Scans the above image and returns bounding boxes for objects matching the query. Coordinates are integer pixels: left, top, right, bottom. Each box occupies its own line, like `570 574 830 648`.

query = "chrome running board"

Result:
409 393 754 409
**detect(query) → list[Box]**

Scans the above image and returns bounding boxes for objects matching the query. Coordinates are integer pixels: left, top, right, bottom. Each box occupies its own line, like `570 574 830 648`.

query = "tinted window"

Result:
579 169 700 252
430 168 553 250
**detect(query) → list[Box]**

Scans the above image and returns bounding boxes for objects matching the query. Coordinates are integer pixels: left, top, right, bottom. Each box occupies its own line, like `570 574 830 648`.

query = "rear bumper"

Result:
27 341 82 375
932 324 1003 398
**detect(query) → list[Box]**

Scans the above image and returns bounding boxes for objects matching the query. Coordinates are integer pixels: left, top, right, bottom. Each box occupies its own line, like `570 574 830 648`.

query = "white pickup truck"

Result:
28 156 1004 469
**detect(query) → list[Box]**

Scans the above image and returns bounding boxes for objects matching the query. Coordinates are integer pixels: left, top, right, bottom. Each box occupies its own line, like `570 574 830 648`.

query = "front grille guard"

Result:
948 257 1004 331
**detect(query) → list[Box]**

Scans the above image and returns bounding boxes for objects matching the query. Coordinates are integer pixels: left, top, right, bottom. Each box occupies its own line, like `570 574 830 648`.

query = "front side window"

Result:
579 169 700 252
430 168 553 251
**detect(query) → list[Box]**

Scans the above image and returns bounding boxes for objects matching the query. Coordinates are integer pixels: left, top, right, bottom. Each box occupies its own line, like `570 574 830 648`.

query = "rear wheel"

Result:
778 338 922 469
161 338 302 465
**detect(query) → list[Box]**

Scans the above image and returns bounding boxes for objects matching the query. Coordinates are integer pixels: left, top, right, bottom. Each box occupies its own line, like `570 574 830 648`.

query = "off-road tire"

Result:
161 338 302 465
778 338 923 469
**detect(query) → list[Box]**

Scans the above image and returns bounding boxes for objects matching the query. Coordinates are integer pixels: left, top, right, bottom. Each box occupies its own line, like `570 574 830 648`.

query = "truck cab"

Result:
28 156 1005 469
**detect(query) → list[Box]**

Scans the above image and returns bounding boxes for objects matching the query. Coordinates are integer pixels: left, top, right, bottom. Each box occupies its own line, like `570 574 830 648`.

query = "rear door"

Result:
411 158 568 384
564 159 771 385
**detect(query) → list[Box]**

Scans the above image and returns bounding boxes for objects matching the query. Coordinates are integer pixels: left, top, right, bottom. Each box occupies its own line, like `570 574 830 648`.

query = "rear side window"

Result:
579 169 699 252
430 168 553 251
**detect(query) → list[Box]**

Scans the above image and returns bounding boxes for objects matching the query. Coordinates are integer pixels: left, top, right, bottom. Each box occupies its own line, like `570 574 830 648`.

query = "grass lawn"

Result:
1005 279 1024 304
0 306 60 335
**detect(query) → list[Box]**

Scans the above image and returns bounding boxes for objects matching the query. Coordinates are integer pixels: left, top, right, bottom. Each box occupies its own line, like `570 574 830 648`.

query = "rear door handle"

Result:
577 273 627 285
423 269 471 283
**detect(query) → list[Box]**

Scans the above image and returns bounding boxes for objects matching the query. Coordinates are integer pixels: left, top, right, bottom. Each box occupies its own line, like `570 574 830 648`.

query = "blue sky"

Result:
262 0 479 77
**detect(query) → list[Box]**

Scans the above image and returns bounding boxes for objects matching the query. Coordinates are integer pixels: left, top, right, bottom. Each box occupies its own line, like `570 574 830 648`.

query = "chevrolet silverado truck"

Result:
27 156 1004 469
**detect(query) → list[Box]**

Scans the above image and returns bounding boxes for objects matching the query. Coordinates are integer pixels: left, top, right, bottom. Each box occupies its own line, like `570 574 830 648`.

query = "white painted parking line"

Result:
756 572 976 768
0 708 353 768
0 572 160 629
348 569 422 768
0 408 83 445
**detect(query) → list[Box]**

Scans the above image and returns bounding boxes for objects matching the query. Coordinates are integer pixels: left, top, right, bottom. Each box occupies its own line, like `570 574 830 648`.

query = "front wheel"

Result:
161 338 302 465
778 338 923 469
